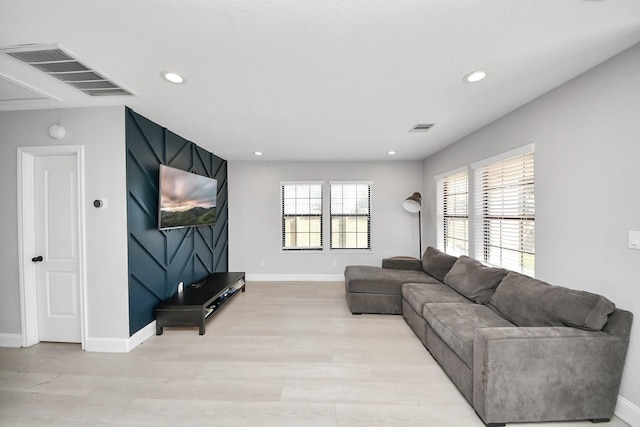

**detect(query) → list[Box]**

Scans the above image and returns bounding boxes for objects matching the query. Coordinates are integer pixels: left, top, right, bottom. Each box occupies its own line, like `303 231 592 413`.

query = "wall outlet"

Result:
260 259 266 267
177 281 184 292
332 259 337 266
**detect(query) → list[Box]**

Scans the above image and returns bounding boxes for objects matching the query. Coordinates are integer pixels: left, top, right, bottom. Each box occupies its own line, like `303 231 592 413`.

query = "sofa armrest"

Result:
473 327 629 425
381 257 422 271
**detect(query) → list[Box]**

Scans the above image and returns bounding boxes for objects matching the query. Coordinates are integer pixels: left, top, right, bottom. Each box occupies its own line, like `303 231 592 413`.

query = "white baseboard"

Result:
246 273 344 282
0 333 22 348
126 321 156 352
84 336 128 353
616 395 640 427
85 321 156 353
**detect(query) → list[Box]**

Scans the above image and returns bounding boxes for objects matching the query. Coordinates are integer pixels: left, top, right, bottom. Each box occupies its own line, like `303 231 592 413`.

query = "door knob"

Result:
31 255 43 263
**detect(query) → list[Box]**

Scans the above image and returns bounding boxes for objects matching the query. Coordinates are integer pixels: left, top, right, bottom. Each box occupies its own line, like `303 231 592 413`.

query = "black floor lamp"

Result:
403 192 422 258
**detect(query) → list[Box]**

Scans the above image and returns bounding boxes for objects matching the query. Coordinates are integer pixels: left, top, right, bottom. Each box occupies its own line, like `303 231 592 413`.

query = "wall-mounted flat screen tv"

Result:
158 165 217 230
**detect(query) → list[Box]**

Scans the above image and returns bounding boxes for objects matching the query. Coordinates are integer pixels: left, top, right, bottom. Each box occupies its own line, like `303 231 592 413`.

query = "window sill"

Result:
329 249 373 254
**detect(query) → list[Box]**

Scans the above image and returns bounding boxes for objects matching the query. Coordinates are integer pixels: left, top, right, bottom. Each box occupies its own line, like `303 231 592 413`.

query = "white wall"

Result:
0 107 130 344
228 161 424 279
422 43 640 419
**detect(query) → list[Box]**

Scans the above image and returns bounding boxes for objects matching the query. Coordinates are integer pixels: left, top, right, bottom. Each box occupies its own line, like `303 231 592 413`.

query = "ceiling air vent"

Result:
2 44 133 97
409 123 434 132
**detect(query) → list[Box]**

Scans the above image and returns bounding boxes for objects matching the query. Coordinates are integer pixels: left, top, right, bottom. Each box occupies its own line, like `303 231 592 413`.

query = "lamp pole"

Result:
418 210 422 258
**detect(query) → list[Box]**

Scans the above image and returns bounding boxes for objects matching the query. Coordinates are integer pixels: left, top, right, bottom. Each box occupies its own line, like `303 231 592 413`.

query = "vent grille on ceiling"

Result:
3 45 133 97
409 123 434 132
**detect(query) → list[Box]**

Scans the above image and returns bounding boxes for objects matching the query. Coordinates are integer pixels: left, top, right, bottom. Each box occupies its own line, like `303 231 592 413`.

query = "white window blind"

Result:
474 150 535 275
436 168 469 256
330 182 371 250
281 182 323 250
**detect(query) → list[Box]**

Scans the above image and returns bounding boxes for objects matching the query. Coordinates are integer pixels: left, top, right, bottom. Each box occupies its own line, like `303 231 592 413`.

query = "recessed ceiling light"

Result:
463 70 487 83
253 151 263 156
161 71 185 84
388 150 397 155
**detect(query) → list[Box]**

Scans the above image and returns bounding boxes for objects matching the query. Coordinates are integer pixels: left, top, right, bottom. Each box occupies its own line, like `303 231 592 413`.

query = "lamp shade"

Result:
403 192 422 213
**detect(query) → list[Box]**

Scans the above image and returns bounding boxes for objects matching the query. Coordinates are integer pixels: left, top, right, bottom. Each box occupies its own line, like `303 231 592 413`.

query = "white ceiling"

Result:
1 0 640 161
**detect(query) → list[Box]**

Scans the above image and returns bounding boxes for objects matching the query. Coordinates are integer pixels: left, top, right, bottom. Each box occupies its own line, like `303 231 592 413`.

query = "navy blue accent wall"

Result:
126 108 228 335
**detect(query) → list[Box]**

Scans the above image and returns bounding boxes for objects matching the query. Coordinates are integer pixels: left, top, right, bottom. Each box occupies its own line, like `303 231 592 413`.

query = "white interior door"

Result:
33 154 81 343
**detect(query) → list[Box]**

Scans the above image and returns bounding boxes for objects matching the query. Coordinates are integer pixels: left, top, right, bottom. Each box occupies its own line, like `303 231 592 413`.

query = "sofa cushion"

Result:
402 283 472 315
488 272 616 331
423 303 514 368
345 265 440 295
443 256 508 304
422 247 458 282
382 257 423 271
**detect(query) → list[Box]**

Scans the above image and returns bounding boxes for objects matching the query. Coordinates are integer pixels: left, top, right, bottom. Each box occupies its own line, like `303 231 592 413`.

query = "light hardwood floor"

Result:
0 281 629 426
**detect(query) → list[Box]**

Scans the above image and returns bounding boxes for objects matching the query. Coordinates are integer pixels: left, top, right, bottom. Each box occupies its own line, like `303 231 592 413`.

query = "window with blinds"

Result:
281 182 323 250
330 182 371 250
436 169 469 256
474 149 535 276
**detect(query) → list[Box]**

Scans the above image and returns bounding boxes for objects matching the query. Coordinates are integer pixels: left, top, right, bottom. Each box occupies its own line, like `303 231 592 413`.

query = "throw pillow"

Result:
422 247 458 282
488 271 615 331
443 256 508 304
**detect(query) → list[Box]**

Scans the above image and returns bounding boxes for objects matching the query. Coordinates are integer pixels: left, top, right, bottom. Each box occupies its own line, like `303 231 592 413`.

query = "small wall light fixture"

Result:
48 124 66 140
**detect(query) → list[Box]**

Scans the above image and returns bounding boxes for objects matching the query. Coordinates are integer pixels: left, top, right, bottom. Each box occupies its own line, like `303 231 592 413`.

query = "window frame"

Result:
436 166 469 257
329 181 372 251
472 144 535 276
280 181 323 251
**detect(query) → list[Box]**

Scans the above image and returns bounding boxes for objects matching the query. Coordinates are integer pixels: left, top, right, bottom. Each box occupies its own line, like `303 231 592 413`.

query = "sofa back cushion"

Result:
488 271 615 331
422 247 458 282
443 256 508 304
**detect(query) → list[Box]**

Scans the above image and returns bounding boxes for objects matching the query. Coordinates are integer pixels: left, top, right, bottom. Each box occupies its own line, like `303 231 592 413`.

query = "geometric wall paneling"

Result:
125 108 228 335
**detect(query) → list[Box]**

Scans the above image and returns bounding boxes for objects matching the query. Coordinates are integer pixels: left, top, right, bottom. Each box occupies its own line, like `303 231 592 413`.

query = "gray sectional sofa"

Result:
344 247 633 426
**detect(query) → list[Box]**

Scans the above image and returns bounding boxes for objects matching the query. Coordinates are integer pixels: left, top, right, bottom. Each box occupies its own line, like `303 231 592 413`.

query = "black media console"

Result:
155 272 246 335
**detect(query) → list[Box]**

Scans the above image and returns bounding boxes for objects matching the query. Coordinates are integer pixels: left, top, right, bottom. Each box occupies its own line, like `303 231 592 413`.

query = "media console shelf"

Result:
155 272 245 335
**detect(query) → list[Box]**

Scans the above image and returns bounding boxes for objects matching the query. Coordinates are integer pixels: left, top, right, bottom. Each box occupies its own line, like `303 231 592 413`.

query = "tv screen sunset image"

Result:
159 166 217 229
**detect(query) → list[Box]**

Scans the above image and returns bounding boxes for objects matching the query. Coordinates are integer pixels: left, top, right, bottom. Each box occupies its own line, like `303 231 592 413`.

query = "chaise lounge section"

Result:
344 247 633 426
344 248 456 315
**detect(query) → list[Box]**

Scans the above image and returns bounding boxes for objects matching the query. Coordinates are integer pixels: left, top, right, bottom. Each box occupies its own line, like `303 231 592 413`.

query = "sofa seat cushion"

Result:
345 265 440 295
489 272 616 331
423 303 514 368
402 283 472 315
443 256 508 304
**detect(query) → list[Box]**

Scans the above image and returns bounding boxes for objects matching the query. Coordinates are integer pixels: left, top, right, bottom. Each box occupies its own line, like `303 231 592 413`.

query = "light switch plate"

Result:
629 231 640 250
